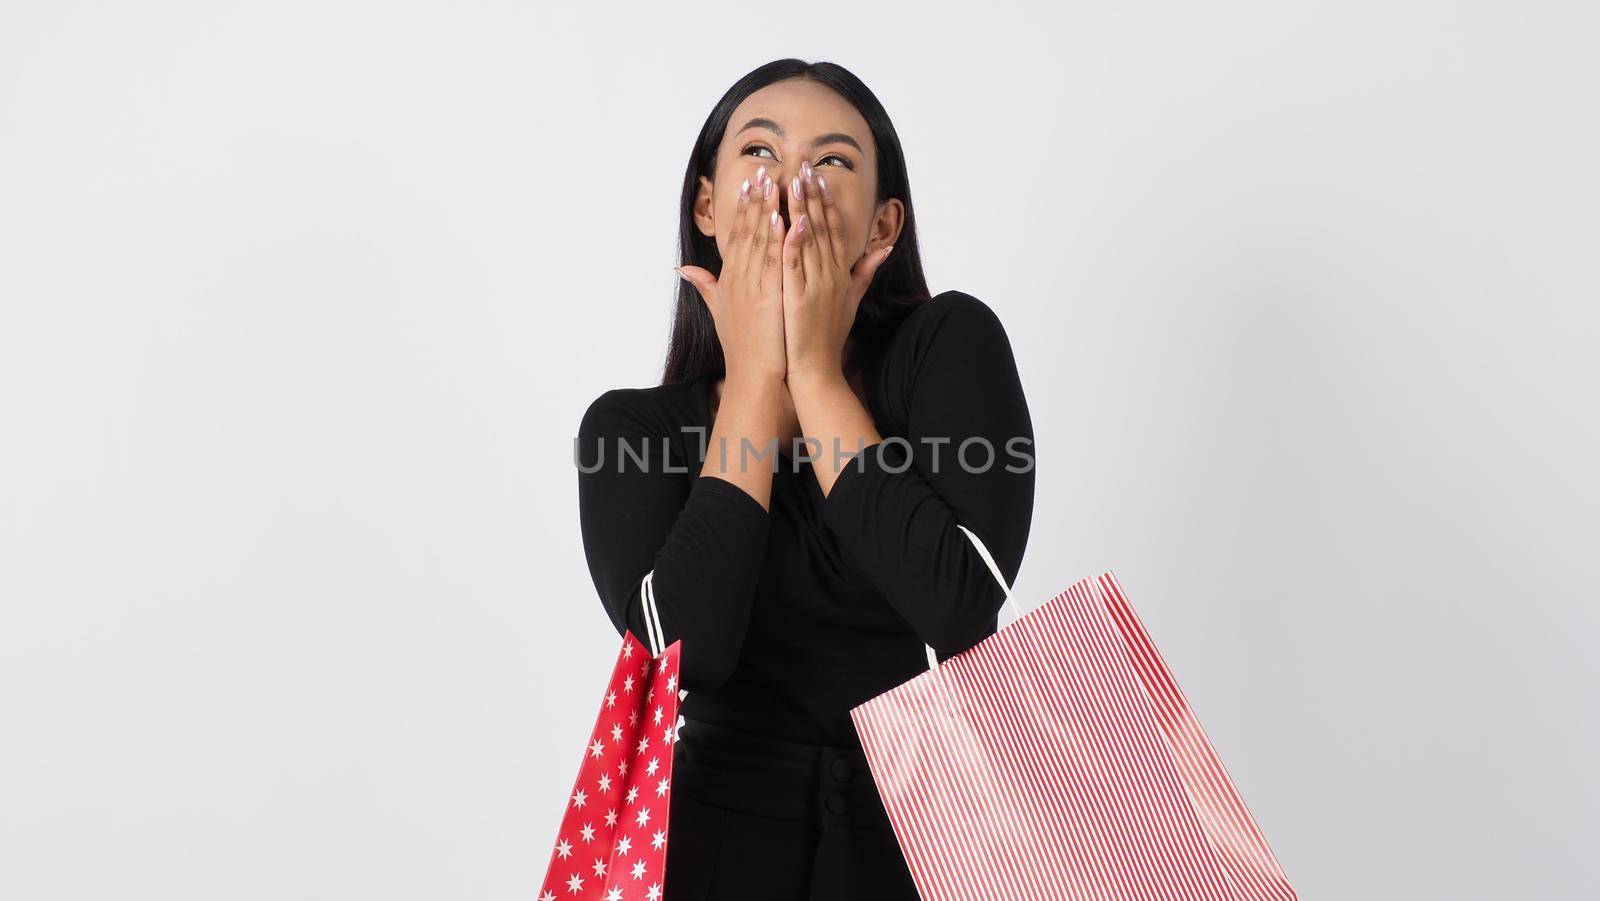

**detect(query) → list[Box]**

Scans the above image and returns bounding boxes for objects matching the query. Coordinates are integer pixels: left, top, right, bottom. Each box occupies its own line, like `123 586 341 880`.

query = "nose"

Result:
752 165 801 230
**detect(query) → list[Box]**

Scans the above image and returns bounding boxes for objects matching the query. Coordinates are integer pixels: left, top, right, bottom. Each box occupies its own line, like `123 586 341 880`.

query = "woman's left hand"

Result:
780 161 895 381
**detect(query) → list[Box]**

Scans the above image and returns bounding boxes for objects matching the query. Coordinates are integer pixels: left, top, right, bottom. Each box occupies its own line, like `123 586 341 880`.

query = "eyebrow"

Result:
734 117 864 155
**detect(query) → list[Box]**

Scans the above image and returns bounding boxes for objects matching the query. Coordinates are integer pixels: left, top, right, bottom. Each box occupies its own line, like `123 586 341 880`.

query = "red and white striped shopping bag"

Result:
849 526 1297 901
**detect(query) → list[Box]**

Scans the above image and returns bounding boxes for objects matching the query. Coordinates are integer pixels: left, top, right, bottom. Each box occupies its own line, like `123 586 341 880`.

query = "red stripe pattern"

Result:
850 572 1297 900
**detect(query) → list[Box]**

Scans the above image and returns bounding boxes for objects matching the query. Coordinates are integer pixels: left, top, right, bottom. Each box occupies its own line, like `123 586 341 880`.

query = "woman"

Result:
575 58 1035 900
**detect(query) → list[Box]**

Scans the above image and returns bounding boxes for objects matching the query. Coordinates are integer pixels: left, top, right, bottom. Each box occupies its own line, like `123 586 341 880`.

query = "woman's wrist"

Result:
783 364 847 397
724 364 787 389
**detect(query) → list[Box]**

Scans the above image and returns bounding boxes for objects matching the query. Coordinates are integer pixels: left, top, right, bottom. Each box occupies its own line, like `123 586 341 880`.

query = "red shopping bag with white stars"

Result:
538 572 686 901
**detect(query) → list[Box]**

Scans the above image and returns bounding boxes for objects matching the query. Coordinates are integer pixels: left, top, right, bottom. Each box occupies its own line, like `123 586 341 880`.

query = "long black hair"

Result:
662 59 932 385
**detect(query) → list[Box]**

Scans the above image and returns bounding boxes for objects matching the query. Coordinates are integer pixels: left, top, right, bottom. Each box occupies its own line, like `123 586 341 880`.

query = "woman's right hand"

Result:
675 165 788 383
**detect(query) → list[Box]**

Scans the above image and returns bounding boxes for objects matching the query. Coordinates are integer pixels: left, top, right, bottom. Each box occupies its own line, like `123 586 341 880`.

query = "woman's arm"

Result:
792 292 1037 657
699 373 788 511
576 388 773 691
579 165 790 691
783 368 880 496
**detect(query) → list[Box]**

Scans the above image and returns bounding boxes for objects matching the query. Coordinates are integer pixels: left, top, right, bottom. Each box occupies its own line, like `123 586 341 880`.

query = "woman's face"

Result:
695 78 903 269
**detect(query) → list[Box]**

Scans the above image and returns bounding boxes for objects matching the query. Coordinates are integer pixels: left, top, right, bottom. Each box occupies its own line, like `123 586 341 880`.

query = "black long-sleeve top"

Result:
574 290 1035 748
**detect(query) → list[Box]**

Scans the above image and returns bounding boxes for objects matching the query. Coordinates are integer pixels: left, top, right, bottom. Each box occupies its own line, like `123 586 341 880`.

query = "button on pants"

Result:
663 717 921 901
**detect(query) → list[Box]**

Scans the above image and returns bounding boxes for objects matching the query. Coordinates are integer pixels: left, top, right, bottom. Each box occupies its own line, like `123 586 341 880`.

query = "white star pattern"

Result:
537 632 682 901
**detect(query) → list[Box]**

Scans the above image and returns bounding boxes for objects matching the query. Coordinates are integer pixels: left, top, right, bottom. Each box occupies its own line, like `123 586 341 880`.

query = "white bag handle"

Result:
639 570 666 658
924 525 1019 671
640 571 691 710
646 526 1012 685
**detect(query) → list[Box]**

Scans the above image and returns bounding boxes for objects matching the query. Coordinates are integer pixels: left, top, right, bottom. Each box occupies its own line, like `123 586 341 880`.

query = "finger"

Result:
724 174 756 278
849 243 896 295
758 170 785 291
674 264 717 307
798 214 823 289
739 166 772 281
781 201 806 305
798 162 837 270
790 175 823 281
812 169 847 269
747 165 774 284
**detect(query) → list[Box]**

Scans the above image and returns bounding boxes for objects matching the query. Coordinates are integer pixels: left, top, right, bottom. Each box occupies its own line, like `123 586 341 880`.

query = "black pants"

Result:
664 717 921 901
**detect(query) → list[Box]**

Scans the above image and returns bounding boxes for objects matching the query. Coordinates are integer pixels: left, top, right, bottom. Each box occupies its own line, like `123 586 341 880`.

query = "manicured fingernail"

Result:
763 178 772 200
791 175 803 200
817 175 828 198
740 178 750 200
756 165 767 185
771 210 780 227
797 214 808 233
801 160 813 183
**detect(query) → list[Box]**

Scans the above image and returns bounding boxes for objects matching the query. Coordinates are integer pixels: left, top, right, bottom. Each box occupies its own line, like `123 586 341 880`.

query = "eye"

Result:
741 144 855 170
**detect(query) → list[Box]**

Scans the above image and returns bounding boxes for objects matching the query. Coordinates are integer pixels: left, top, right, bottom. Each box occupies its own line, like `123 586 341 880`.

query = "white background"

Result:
2 1 1595 898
